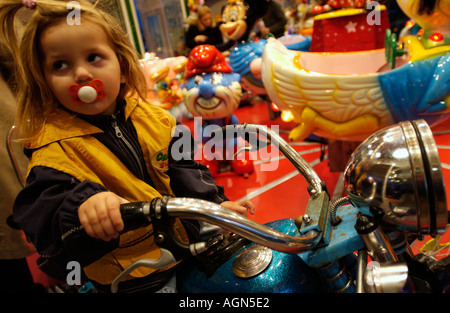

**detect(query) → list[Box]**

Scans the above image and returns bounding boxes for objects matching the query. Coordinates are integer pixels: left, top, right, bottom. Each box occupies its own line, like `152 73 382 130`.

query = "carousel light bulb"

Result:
429 32 443 43
281 110 294 122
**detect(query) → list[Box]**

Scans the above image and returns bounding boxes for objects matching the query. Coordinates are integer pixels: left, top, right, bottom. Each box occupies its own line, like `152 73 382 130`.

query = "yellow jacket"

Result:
26 98 188 285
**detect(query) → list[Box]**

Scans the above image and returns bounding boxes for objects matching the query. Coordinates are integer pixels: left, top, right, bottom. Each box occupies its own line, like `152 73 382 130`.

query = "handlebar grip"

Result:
120 202 151 218
120 202 152 231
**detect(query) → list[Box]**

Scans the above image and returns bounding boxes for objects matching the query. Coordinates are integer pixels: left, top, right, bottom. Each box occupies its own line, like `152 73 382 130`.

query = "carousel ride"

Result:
260 0 450 142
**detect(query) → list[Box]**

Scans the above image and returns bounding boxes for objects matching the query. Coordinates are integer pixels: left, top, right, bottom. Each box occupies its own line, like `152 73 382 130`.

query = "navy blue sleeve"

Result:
167 122 229 204
185 25 199 50
12 166 118 271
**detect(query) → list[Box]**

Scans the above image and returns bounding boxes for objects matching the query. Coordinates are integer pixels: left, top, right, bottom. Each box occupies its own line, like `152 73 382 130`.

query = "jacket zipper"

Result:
110 114 146 180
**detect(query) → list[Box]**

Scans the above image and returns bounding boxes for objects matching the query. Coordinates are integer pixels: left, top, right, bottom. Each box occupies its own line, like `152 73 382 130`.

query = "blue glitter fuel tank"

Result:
177 219 326 293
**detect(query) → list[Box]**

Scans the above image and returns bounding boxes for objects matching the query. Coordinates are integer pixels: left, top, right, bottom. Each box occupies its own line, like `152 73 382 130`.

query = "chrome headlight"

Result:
344 119 447 236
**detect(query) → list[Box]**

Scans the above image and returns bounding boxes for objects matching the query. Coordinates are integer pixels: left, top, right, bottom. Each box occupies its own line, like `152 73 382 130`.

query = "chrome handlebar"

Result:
121 197 320 254
163 197 319 253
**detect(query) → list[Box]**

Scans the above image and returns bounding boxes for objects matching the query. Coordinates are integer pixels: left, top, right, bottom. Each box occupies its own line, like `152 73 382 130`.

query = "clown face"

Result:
183 71 242 119
219 0 248 40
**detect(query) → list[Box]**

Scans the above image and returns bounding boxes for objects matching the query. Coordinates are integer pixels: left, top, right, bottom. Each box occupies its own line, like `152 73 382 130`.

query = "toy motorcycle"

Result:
114 119 449 293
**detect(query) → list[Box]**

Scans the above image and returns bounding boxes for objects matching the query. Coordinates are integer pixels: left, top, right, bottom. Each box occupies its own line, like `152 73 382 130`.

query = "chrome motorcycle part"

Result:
355 215 398 263
344 119 447 236
159 197 320 254
329 196 350 226
385 230 414 258
232 245 273 278
363 262 409 293
356 249 368 293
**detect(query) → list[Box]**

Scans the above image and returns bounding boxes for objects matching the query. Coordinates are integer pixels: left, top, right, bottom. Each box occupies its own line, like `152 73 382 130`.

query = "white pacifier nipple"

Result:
78 85 98 103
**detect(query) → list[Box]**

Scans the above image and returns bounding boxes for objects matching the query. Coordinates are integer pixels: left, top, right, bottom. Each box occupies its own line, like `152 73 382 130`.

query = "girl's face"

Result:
200 12 213 28
41 20 124 116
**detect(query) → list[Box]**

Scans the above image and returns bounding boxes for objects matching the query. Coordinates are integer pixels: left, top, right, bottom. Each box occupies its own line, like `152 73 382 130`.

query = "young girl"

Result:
185 5 234 52
1 0 254 292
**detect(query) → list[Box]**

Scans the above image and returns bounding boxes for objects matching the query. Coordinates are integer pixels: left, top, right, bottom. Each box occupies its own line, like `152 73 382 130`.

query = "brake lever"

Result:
111 248 176 293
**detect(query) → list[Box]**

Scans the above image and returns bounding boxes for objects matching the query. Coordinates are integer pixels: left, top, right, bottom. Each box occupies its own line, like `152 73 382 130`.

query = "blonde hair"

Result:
196 5 215 32
0 0 147 141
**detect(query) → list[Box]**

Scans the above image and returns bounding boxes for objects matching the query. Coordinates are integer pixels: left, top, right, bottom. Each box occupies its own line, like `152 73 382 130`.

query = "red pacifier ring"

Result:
68 79 106 105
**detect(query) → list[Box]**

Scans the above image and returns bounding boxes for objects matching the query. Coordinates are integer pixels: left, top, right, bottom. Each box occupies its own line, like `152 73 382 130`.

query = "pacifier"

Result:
68 79 106 105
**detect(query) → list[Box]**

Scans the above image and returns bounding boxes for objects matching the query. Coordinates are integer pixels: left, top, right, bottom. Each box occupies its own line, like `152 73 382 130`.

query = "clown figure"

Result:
183 45 254 177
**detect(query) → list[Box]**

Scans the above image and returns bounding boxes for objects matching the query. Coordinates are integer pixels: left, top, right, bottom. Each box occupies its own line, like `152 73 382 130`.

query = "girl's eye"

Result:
53 61 68 71
88 54 102 62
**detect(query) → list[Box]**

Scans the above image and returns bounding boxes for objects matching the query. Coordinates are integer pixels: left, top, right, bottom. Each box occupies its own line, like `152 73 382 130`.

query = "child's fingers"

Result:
105 195 125 233
78 209 95 238
86 201 115 240
78 192 126 241
220 200 256 216
98 200 120 240
79 208 109 240
236 199 255 215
